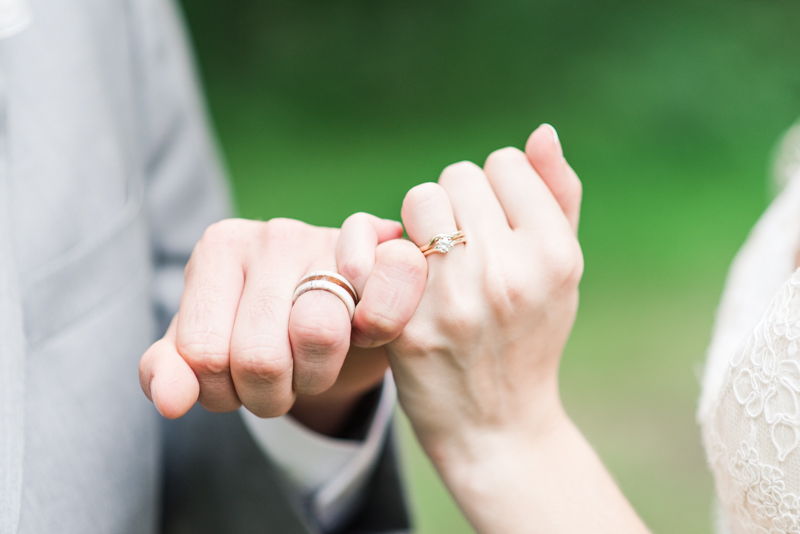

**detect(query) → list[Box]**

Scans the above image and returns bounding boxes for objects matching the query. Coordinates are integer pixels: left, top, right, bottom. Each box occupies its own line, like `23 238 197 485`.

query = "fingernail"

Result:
542 123 560 145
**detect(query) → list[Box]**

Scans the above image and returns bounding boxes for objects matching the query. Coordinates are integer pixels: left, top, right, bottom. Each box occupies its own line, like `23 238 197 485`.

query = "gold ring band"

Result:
419 231 466 256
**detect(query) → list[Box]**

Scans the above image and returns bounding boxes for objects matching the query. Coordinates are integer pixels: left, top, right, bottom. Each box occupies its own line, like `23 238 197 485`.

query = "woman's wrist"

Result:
424 408 573 534
423 406 649 534
420 377 568 469
421 384 568 478
430 405 571 479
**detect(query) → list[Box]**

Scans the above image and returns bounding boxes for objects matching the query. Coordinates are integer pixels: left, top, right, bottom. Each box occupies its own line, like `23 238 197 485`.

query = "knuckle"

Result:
435 292 483 336
485 146 526 170
337 252 370 284
402 182 445 216
438 160 482 186
293 313 348 353
483 265 528 318
235 350 293 383
247 398 294 419
261 218 337 256
379 239 427 274
344 211 373 227
244 289 288 330
177 332 230 375
395 325 437 356
198 399 240 414
293 383 319 396
262 217 305 242
359 307 402 342
390 259 427 294
449 305 483 335
542 238 584 287
294 371 334 396
199 218 249 249
186 219 249 277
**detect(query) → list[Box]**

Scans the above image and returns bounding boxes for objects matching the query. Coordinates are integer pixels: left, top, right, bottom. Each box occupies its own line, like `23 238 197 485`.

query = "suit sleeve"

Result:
132 0 233 336
241 373 408 533
132 2 413 532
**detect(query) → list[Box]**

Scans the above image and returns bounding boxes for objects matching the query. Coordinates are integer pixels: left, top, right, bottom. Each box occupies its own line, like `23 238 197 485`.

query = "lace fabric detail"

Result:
704 271 800 533
700 128 800 533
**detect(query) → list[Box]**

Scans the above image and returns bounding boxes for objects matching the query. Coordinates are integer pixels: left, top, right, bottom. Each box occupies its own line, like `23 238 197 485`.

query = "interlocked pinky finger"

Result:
351 239 427 348
337 212 404 298
401 182 459 253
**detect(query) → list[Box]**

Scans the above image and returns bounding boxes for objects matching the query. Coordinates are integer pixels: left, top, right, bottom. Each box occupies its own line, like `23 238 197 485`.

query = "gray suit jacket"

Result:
0 1 410 532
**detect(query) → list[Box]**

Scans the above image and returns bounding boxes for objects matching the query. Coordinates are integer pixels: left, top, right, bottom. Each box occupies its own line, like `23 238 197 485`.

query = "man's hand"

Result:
138 214 426 430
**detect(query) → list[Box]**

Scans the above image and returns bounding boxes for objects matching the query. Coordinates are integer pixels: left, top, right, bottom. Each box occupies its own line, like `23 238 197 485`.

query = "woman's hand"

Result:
391 124 583 458
388 124 649 534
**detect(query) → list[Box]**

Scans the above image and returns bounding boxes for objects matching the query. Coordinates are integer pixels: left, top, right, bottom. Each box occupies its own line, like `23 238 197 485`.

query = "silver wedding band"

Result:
292 271 358 321
418 231 467 256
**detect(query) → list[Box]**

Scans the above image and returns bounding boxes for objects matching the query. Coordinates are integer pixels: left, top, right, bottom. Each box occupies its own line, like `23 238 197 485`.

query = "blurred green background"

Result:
178 0 800 531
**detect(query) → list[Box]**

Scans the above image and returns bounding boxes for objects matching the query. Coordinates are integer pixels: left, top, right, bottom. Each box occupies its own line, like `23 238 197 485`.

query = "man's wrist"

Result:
290 346 390 437
289 373 386 438
289 391 364 438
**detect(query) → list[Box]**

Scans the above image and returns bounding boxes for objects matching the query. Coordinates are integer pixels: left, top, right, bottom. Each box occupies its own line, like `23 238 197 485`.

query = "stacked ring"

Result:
418 230 467 256
292 271 359 320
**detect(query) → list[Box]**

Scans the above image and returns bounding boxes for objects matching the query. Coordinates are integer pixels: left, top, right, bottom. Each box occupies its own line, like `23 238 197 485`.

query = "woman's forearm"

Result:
386 126 647 533
432 413 650 534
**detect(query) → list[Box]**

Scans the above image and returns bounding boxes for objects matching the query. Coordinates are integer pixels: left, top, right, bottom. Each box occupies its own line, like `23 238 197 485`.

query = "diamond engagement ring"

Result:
292 271 359 320
418 231 467 256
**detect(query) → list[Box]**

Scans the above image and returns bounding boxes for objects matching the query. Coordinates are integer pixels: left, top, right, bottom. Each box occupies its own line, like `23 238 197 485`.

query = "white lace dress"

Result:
700 124 800 534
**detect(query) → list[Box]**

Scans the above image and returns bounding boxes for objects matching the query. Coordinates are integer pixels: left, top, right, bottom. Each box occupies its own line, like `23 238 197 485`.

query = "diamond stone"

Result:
433 236 453 253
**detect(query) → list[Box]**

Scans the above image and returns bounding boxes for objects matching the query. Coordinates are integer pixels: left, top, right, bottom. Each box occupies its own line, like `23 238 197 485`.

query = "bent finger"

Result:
525 124 582 233
337 212 404 297
351 239 427 348
139 316 200 419
289 285 352 395
229 220 318 417
483 146 572 236
437 161 508 235
401 182 459 254
176 219 250 413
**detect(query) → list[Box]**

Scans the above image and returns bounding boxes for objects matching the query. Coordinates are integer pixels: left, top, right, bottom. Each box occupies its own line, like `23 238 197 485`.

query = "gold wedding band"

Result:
418 231 467 256
292 271 358 320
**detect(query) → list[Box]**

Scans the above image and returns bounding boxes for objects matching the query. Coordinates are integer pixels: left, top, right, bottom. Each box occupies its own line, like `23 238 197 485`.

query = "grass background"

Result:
177 0 800 531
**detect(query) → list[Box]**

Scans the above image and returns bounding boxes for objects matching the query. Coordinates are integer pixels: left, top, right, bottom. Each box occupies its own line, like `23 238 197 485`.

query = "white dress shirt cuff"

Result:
240 370 397 532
